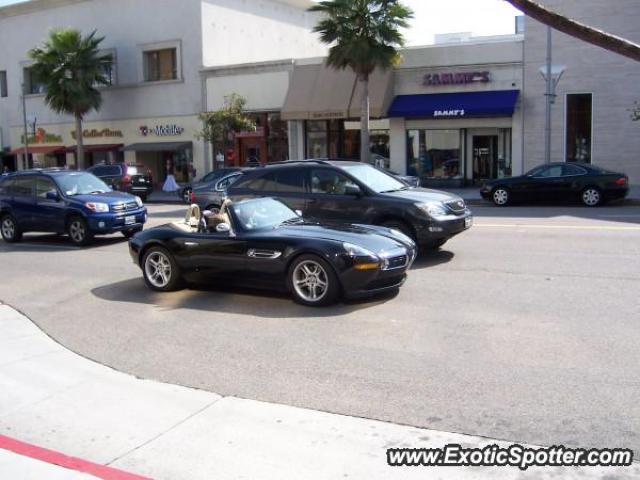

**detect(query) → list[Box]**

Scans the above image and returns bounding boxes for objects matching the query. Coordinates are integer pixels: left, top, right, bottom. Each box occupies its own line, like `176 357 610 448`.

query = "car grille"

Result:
445 199 467 215
383 254 409 271
112 201 139 212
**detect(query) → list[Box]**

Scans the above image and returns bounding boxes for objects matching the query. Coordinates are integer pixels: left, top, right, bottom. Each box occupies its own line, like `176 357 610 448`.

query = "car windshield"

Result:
231 198 300 231
55 173 111 196
340 163 407 193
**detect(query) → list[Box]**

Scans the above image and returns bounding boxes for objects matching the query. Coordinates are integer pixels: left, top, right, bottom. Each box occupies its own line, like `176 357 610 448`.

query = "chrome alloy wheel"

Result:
493 188 509 206
1 217 15 239
144 251 173 288
69 219 86 243
582 188 601 206
292 260 329 303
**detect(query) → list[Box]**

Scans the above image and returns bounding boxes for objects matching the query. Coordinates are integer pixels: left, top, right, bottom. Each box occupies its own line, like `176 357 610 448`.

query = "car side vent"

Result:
247 249 282 259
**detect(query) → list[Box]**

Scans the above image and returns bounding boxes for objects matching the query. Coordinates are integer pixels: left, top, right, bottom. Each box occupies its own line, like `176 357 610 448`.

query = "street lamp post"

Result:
20 83 30 169
539 27 566 164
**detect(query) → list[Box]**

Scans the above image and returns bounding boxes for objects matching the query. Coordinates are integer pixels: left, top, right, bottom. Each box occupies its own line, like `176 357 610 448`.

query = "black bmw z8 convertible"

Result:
128 197 417 306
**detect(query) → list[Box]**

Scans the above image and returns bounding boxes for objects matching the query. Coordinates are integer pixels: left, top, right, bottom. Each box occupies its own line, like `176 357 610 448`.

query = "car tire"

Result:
424 239 447 250
288 254 340 307
581 187 602 207
1 214 22 243
122 227 143 239
142 246 183 292
182 188 192 204
492 187 510 206
380 219 416 242
67 216 94 246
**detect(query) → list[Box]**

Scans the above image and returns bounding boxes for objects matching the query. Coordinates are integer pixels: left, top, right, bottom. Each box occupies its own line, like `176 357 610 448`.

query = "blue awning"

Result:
388 90 520 118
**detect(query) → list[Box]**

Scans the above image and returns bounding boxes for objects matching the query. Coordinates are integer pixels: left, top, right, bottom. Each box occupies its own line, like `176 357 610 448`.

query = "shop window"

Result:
23 67 46 95
566 93 592 163
0 71 7 97
306 121 328 158
267 113 289 162
144 48 177 82
407 129 462 180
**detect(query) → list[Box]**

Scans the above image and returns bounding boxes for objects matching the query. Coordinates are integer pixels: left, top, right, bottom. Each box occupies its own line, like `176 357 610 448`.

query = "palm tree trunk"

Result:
75 114 84 170
359 75 370 163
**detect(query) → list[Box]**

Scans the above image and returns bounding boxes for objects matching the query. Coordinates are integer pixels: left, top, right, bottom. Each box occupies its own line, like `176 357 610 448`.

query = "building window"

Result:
23 67 46 94
407 129 462 180
98 51 116 86
144 48 177 82
267 113 289 162
566 93 592 163
0 71 7 97
306 121 328 158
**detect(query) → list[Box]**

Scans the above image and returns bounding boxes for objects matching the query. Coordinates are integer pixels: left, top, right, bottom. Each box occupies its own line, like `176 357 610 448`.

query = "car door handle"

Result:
184 241 199 247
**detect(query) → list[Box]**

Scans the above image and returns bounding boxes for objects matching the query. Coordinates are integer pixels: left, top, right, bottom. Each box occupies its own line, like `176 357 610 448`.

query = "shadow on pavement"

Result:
147 208 188 219
0 234 128 252
91 277 397 318
411 249 454 270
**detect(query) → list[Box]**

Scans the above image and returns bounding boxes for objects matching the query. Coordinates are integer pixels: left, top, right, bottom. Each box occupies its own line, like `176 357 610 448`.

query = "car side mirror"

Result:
344 185 362 197
216 222 231 233
45 191 60 202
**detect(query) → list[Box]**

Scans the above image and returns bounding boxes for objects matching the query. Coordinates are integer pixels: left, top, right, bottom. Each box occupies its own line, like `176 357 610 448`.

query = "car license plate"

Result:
125 215 136 225
465 216 473 228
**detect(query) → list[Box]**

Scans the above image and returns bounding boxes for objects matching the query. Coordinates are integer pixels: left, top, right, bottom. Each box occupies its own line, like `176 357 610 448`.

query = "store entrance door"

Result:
239 138 263 166
472 135 499 183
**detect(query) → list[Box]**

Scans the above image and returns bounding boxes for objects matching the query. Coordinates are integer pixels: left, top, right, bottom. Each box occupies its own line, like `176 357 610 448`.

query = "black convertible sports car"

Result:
480 162 629 206
128 197 417 306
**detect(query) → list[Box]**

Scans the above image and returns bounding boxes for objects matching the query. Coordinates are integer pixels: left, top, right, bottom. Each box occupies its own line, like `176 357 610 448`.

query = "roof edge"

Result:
0 0 89 19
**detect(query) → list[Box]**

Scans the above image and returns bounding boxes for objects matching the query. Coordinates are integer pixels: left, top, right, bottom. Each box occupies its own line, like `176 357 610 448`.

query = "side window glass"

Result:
563 164 585 176
535 166 562 177
276 169 305 193
311 169 357 195
36 178 58 200
14 178 35 197
106 166 122 176
0 178 13 195
248 172 278 191
91 166 106 176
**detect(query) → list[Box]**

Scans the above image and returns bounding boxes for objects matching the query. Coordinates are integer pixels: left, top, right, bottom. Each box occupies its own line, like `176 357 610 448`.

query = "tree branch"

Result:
504 0 640 62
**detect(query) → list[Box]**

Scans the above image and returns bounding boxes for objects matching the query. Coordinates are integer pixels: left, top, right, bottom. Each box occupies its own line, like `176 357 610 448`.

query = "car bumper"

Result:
87 207 148 234
415 211 473 244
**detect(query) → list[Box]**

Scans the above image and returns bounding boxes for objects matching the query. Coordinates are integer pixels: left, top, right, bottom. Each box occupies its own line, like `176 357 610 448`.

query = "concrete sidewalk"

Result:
0 303 638 479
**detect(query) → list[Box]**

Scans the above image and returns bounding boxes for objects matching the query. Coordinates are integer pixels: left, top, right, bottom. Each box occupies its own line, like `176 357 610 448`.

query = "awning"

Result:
281 62 393 120
123 142 192 152
66 143 123 153
388 90 520 118
9 145 65 155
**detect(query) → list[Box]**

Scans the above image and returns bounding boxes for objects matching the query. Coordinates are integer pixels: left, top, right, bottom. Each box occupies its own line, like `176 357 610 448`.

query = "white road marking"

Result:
475 223 640 231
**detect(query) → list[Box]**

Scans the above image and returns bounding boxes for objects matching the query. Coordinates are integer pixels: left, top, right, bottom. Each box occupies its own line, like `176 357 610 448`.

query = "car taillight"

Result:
615 177 627 185
190 191 196 203
122 175 131 185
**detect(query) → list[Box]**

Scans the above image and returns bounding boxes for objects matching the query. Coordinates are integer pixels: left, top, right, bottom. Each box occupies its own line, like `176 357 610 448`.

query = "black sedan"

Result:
129 197 416 306
480 162 629 206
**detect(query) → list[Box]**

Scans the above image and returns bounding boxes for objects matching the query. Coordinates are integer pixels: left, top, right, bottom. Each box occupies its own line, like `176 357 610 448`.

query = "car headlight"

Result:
85 202 109 213
389 228 415 247
416 201 448 218
135 196 143 207
343 242 380 270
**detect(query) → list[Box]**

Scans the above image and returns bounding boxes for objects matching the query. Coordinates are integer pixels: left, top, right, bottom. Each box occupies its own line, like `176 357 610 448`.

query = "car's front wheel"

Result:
288 254 340 306
67 216 94 246
581 187 602 207
492 187 510 206
182 188 192 204
1 214 22 243
142 246 182 291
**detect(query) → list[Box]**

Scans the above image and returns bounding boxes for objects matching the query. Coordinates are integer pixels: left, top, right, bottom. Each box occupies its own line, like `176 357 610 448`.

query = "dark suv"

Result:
86 163 153 201
227 160 472 249
0 169 147 246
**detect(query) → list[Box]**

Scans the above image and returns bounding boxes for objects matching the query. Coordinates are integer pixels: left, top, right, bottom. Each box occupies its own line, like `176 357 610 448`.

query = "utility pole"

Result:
21 83 30 170
544 26 552 164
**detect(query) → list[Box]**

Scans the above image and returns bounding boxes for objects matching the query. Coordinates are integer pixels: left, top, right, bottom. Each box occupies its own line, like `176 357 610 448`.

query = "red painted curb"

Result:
0 434 152 480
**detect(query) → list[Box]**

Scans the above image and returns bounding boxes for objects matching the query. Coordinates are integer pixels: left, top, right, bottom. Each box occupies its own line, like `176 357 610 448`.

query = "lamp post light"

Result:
539 27 566 164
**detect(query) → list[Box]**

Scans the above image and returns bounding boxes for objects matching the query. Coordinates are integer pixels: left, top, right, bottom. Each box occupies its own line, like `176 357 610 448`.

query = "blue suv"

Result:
0 169 147 246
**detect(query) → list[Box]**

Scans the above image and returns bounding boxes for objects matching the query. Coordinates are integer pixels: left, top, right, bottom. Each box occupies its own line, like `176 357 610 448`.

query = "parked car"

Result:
191 171 244 212
480 162 629 207
129 197 416 306
86 163 153 201
180 167 241 204
0 169 147 246
227 160 472 250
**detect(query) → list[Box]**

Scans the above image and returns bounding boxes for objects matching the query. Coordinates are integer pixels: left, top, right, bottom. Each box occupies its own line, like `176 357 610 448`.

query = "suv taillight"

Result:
615 177 627 185
122 175 131 185
190 191 196 203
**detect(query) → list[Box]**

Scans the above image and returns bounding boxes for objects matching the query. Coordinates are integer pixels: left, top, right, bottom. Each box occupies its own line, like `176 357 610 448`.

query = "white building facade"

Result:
0 0 324 184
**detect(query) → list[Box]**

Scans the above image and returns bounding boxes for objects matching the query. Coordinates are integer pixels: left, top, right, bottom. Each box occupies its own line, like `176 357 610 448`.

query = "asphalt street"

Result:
1 203 639 456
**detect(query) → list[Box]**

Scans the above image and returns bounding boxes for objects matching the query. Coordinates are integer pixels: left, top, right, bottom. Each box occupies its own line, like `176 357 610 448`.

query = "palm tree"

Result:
310 0 412 163
29 29 112 170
